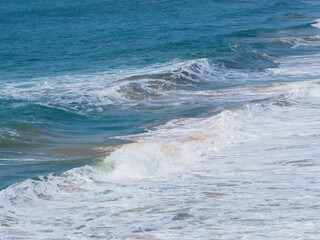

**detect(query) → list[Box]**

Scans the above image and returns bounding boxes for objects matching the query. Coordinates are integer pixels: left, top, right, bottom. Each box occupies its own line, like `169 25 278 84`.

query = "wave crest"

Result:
311 18 320 29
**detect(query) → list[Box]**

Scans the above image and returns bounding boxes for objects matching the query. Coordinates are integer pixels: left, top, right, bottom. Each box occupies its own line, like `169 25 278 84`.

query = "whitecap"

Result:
311 18 320 29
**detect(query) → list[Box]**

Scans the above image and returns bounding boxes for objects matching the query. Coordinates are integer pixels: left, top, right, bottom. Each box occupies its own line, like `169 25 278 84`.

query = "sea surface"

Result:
1 0 320 239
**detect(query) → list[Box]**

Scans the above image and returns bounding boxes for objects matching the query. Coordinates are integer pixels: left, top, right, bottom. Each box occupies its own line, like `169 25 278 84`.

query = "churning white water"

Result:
1 79 320 239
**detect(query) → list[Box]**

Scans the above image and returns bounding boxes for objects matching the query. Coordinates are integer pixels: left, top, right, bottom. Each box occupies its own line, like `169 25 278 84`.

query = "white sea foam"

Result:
1 80 320 239
267 53 320 77
101 108 250 180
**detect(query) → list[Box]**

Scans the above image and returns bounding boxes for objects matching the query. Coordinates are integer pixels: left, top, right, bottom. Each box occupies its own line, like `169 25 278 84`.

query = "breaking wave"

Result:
1 77 320 239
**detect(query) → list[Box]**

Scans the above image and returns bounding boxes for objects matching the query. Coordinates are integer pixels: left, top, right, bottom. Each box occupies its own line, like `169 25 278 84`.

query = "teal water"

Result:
1 1 320 239
1 0 320 189
0 3 318 182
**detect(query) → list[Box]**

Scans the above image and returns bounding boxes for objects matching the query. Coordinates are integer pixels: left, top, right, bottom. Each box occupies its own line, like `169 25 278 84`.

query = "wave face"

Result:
1 0 320 239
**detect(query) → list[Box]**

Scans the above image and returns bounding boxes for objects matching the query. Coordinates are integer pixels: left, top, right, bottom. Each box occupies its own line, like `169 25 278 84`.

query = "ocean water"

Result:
1 0 320 239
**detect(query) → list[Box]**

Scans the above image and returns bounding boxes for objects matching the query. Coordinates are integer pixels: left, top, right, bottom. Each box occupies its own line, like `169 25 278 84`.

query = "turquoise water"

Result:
1 0 320 239
1 0 319 188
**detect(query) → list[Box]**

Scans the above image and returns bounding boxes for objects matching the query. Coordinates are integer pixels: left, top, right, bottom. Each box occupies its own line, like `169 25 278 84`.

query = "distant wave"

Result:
280 34 320 48
311 18 320 29
0 58 243 113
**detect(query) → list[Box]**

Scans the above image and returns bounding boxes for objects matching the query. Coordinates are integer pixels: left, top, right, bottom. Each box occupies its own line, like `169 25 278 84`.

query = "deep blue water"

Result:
1 0 320 189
